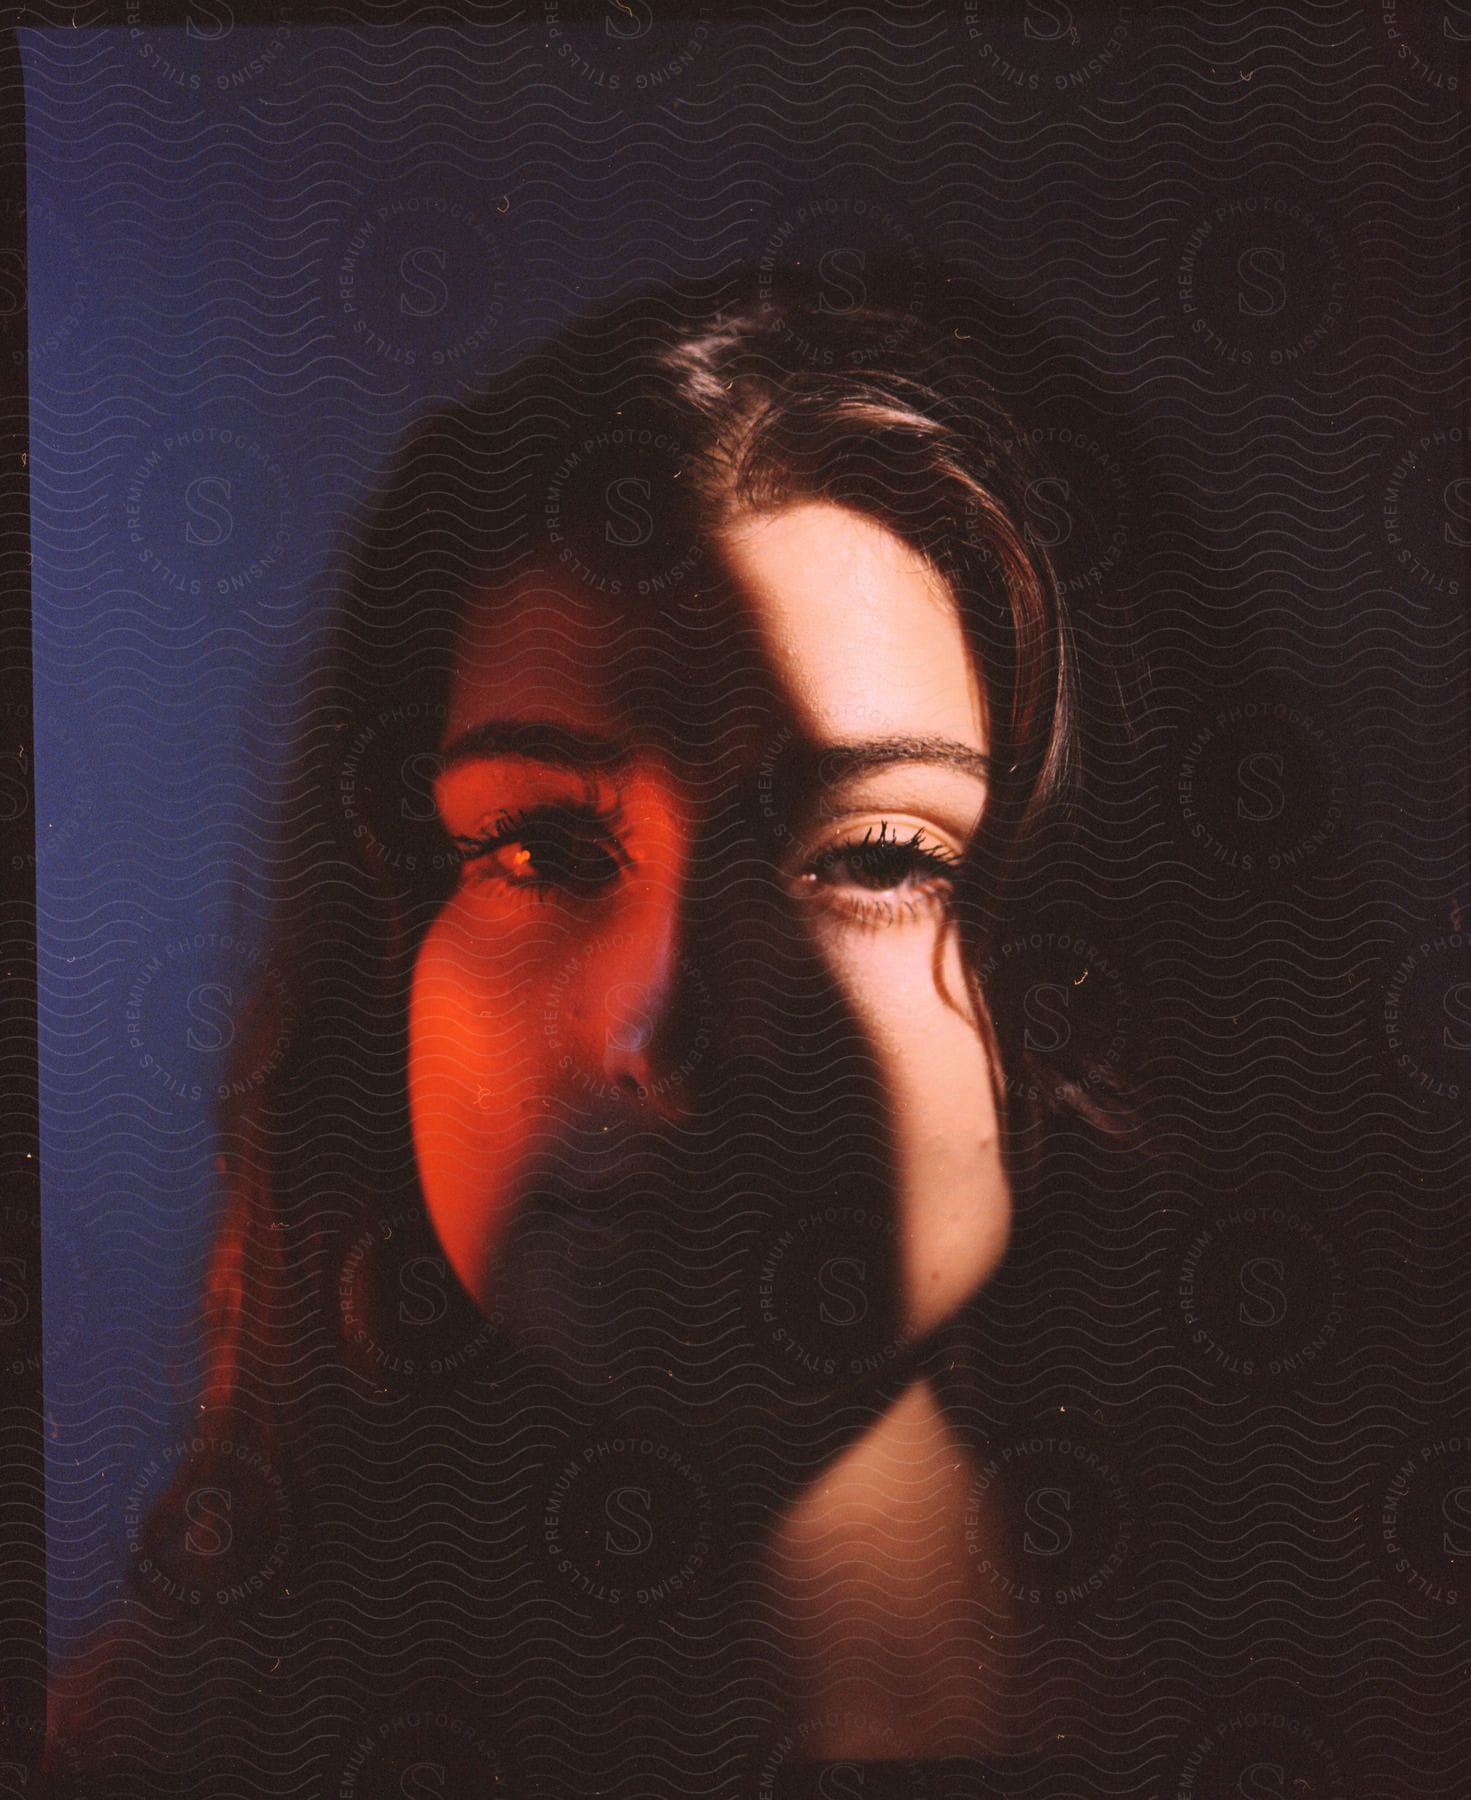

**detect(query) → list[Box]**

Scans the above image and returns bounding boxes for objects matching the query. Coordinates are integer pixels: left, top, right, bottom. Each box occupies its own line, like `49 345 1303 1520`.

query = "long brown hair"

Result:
105 263 1148 1660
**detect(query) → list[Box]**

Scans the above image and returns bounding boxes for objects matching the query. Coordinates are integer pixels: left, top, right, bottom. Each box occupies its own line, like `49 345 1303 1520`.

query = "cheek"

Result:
814 917 995 1131
407 910 560 1296
813 916 1010 1332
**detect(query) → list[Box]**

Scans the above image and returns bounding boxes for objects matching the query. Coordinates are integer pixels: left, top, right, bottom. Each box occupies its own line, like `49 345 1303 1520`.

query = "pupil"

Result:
861 848 907 886
532 824 616 889
824 839 913 890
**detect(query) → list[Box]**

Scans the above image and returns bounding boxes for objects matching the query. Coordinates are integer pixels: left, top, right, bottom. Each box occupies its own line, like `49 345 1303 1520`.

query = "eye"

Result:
453 803 627 902
793 819 961 927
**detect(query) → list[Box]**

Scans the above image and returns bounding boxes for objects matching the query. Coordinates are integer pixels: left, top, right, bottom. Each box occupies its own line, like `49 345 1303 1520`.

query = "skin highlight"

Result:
406 500 1019 1757
409 501 1011 1341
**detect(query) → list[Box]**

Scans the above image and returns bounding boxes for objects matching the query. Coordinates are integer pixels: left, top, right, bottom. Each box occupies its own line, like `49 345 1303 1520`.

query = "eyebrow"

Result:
437 720 632 774
791 736 997 784
438 720 996 784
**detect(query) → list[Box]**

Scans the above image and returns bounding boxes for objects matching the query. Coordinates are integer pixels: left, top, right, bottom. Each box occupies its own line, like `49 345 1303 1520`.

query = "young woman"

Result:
50 266 1145 1797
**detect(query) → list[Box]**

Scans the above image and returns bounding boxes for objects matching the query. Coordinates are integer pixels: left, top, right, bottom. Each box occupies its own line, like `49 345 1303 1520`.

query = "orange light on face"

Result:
408 505 1010 1349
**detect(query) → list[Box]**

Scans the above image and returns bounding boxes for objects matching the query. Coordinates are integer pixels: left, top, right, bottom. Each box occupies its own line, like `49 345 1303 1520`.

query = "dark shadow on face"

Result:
407 500 1011 1460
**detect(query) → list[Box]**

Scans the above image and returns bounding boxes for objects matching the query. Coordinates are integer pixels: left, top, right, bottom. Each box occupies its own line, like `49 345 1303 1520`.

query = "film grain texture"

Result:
18 5 1467 1797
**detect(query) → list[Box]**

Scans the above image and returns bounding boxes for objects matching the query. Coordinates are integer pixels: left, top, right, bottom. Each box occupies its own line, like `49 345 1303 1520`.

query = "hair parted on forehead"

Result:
644 281 1079 829
328 263 1086 902
104 265 1140 1560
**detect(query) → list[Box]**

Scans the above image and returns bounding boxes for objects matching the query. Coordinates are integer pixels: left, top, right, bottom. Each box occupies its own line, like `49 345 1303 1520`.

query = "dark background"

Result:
3 3 1466 1794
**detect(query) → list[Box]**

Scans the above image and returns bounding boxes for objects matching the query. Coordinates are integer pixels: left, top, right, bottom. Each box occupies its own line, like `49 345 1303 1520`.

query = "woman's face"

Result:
408 499 1011 1382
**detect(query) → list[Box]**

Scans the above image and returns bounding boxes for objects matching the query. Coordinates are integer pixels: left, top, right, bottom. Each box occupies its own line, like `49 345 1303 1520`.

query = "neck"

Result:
759 1372 1024 1762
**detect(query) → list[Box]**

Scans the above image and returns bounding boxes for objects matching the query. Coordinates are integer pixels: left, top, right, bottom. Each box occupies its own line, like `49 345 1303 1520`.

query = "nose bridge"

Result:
604 877 681 1055
594 783 707 1111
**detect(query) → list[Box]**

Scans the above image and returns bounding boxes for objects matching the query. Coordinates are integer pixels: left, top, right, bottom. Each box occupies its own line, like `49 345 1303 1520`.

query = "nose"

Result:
568 758 767 1123
591 902 705 1121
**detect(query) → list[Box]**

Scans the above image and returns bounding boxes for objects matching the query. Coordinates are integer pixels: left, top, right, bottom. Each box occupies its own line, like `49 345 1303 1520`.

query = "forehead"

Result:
442 501 986 759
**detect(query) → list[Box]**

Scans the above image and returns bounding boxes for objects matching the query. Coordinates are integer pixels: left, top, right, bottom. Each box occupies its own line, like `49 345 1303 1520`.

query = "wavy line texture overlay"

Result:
20 5 1468 1797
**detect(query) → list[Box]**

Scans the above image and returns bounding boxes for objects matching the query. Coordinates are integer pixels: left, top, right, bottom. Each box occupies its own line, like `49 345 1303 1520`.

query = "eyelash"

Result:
797 821 961 928
452 806 960 927
452 801 627 901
